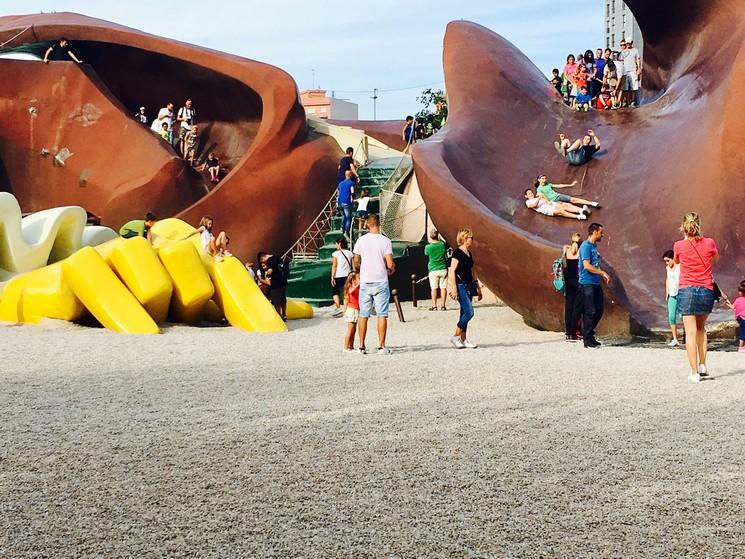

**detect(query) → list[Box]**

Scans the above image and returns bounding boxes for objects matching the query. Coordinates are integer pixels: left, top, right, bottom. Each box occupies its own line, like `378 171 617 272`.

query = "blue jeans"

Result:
457 283 475 331
359 282 390 318
581 284 604 340
340 203 352 234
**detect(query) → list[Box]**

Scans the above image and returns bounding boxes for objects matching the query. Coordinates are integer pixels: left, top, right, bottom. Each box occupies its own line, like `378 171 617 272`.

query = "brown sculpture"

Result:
413 5 745 335
0 12 340 259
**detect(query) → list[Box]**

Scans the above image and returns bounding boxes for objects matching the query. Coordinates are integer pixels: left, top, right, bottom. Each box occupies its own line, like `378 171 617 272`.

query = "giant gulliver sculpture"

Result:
0 12 340 259
413 2 745 335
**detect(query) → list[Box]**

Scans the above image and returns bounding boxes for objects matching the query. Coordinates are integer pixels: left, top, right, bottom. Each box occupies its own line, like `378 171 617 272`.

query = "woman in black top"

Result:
447 228 483 349
562 233 583 341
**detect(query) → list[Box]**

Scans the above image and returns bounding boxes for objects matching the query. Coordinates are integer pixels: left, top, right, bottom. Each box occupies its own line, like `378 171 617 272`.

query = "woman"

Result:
447 228 483 349
583 49 597 97
330 236 354 317
562 233 583 341
673 212 720 382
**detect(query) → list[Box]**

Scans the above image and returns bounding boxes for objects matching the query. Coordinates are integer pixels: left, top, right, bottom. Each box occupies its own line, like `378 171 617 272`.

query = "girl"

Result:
563 55 578 104
343 272 360 352
185 215 231 261
447 228 483 349
562 233 583 341
663 249 681 347
583 49 596 97
673 212 720 382
726 281 745 352
356 189 370 230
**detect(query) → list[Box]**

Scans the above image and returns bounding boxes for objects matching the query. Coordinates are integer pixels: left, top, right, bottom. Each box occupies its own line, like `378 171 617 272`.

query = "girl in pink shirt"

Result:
726 280 745 352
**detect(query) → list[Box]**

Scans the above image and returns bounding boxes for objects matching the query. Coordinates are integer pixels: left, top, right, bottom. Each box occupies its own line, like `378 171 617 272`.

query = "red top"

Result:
347 284 359 310
673 237 718 290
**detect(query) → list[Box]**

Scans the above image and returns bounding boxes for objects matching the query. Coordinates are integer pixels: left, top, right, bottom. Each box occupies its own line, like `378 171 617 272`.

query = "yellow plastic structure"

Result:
157 241 214 324
286 299 314 320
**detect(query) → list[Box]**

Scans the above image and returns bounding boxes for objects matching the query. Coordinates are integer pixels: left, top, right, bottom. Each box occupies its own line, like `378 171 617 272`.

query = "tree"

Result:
415 88 448 135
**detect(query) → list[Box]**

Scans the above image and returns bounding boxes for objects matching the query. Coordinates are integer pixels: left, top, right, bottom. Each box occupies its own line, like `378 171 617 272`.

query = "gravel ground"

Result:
1 305 744 558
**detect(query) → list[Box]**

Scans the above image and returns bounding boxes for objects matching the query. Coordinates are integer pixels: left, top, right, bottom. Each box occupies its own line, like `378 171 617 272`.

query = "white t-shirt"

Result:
621 49 639 75
200 228 213 252
614 59 625 77
357 197 370 212
525 197 555 216
666 265 680 297
158 107 173 126
353 232 393 283
178 106 195 130
150 118 163 133
332 249 353 278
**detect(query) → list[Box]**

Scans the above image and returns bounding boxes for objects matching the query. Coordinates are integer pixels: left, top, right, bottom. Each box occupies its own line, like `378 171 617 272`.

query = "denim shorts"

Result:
676 286 715 316
359 282 390 318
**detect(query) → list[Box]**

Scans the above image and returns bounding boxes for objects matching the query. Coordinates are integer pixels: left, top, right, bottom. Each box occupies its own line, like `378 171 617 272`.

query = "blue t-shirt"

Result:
595 58 606 80
337 179 355 205
579 240 601 285
576 92 592 104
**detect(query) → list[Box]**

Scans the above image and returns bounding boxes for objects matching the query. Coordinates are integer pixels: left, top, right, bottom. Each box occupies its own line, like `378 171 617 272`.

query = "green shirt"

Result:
537 183 559 202
119 219 146 237
424 240 447 272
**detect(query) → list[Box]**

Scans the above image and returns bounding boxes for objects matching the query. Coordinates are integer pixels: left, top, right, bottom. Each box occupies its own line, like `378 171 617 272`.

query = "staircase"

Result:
286 161 428 306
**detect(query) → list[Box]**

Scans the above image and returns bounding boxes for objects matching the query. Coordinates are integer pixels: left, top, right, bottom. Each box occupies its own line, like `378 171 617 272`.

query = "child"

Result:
343 272 360 352
726 280 745 352
184 215 231 261
596 84 614 110
663 249 681 347
201 151 220 183
159 121 170 142
574 85 592 112
183 125 199 165
356 189 370 230
550 68 563 95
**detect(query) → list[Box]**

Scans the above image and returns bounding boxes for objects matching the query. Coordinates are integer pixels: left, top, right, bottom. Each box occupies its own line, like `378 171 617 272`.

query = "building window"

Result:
320 107 327 113
307 108 315 114
612 34 615 46
623 13 627 25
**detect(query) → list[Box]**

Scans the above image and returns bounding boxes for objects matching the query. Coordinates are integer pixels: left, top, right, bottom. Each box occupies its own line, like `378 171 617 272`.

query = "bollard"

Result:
411 274 418 307
392 289 405 322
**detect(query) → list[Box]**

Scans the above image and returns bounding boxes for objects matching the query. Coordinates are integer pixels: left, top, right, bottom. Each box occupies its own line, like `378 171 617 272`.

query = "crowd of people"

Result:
550 40 642 111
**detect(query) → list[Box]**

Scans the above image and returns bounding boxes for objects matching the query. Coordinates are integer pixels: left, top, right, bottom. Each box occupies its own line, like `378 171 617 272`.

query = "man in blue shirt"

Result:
337 170 358 236
579 222 611 348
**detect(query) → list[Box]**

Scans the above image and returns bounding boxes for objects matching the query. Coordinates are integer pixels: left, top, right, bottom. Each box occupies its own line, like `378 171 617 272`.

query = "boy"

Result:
119 212 157 243
183 125 199 165
574 85 592 111
596 84 614 110
662 250 681 347
550 68 563 95
159 121 170 142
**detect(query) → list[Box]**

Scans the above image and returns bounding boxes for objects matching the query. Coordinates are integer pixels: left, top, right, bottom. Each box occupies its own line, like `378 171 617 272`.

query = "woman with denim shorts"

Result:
673 212 720 383
447 228 483 349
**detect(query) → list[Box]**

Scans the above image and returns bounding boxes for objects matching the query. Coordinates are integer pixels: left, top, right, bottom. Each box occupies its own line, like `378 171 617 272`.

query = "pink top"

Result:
564 63 578 84
733 296 745 320
673 237 718 290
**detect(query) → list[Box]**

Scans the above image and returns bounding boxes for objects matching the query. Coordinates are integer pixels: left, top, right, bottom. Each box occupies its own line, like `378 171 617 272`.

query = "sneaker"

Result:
667 339 680 347
463 341 478 349
688 373 701 383
591 202 601 208
577 214 587 221
584 339 601 349
377 347 392 355
356 348 367 355
565 335 579 343
213 254 224 262
332 308 343 317
450 336 465 349
222 250 233 258
697 363 709 377
343 348 354 353
582 204 592 216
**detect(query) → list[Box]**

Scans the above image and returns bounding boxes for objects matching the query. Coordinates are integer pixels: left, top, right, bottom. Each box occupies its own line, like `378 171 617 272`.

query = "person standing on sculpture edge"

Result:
673 213 719 382
352 214 395 355
563 233 583 341
330 237 354 317
579 223 610 348
337 170 357 237
424 229 448 311
447 228 483 349
43 38 83 64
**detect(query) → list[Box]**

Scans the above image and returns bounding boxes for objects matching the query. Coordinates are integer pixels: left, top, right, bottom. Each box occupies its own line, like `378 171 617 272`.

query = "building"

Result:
299 89 358 120
604 0 643 54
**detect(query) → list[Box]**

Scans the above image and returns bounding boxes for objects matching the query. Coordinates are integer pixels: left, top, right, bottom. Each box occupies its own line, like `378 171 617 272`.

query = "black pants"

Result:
581 284 604 341
564 281 582 337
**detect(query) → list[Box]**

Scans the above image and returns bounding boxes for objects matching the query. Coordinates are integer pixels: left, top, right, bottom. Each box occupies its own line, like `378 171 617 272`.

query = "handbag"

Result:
688 240 721 301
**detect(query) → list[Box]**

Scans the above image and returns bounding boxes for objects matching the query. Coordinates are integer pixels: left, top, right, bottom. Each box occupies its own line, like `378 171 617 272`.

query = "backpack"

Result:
551 258 565 293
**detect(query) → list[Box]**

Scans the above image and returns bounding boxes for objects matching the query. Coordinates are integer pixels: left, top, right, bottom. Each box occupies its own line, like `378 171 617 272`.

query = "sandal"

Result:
428 306 437 311
440 306 447 311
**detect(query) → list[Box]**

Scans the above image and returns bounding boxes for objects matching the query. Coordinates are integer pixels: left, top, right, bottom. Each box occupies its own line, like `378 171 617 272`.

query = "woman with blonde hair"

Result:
673 212 720 382
562 232 583 341
447 228 483 349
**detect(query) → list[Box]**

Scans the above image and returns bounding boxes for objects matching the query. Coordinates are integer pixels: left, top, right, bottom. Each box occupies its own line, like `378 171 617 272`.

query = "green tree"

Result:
415 88 448 132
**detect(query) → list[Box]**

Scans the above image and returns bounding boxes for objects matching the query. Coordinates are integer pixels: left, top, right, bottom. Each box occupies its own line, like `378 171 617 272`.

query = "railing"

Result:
282 189 338 261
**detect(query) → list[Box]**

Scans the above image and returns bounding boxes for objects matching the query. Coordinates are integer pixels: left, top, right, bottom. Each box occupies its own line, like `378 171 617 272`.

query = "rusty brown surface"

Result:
0 12 340 259
414 12 745 335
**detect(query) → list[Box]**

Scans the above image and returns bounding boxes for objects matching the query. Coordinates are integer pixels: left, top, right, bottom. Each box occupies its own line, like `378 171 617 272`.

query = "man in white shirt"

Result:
620 39 641 107
352 214 395 354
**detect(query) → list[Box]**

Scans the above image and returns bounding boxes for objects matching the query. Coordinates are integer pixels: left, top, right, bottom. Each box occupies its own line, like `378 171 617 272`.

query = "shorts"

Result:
676 286 715 316
270 287 287 306
359 282 390 319
331 276 347 297
607 77 619 89
428 269 448 290
667 295 679 325
356 210 368 219
344 307 359 323
566 151 587 166
535 202 556 216
738 317 745 342
554 193 572 203
621 74 639 91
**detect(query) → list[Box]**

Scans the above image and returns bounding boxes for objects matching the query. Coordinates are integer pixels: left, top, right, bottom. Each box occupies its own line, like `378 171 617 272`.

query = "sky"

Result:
0 0 603 120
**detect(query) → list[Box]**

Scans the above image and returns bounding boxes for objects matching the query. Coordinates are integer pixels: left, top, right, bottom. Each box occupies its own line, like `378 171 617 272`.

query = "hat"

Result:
139 106 145 110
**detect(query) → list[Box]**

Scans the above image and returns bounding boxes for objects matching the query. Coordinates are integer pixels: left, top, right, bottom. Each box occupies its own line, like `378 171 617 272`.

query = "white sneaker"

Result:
667 339 679 347
697 363 709 377
582 204 592 216
576 214 587 220
688 373 701 383
332 308 343 317
356 348 367 355
450 336 465 349
463 341 478 349
377 347 391 355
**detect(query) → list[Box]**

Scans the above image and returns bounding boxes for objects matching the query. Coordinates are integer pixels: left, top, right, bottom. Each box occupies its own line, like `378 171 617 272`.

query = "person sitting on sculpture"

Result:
534 174 600 209
201 152 221 183
573 85 592 112
554 129 601 166
524 189 588 221
43 38 83 64
119 212 157 242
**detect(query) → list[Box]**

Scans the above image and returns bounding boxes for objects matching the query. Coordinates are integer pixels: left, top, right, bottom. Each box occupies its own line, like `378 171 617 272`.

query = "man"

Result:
258 252 288 320
352 214 395 354
119 212 157 243
337 169 357 236
177 98 196 156
621 39 642 107
336 147 357 185
579 223 611 348
42 38 83 64
594 48 606 90
134 106 148 125
554 129 601 166
155 102 175 143
424 229 448 310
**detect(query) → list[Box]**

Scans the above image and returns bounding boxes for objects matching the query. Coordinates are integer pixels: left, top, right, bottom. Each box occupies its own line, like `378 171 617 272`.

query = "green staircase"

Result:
287 164 429 306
